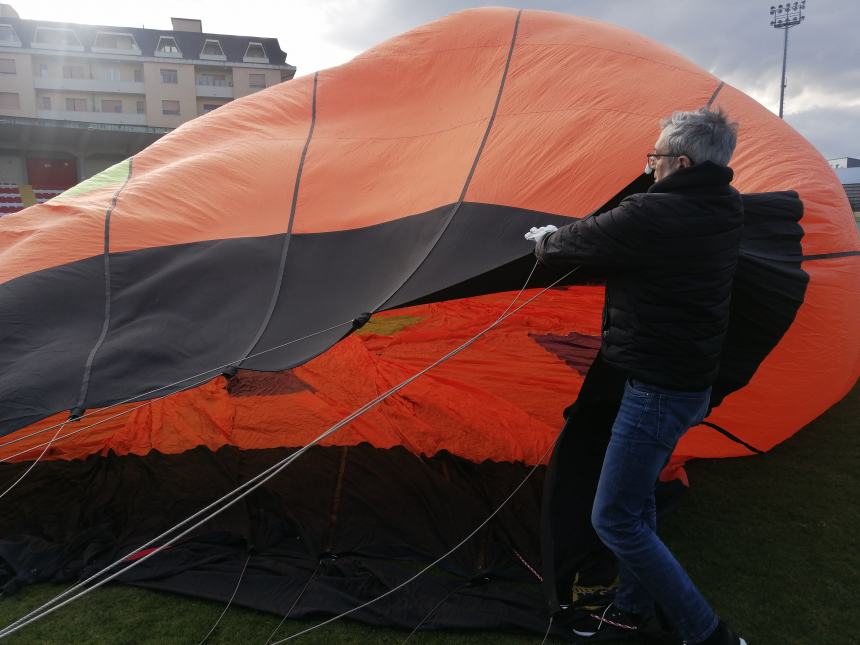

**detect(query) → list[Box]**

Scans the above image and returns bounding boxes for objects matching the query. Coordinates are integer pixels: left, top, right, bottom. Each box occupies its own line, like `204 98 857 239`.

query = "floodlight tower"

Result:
770 2 807 119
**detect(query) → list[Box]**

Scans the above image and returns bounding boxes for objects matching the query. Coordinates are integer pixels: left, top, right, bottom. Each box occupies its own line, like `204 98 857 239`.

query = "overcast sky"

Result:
20 0 860 159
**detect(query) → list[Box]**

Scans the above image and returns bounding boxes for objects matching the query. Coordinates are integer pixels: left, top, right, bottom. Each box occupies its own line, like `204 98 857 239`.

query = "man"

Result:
526 108 747 645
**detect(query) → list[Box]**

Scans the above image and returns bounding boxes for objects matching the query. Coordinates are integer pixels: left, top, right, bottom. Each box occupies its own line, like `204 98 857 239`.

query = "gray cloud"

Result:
787 106 860 160
319 0 860 158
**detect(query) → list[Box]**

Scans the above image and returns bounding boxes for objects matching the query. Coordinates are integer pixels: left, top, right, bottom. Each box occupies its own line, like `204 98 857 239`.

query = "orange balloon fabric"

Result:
0 8 857 475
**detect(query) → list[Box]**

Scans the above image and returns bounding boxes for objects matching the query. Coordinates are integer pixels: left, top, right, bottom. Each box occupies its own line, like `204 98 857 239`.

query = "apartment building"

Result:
0 4 295 213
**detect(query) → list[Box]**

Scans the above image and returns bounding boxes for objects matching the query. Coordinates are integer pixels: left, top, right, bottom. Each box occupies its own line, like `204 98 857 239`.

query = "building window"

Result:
197 72 228 87
65 98 87 111
62 65 86 79
0 25 22 47
97 67 121 81
249 73 266 89
136 100 145 114
0 92 20 109
101 99 122 113
39 96 51 109
160 69 178 84
155 36 181 57
133 68 143 82
33 27 82 49
0 58 14 74
162 100 180 115
202 103 222 113
200 39 225 59
243 42 268 62
92 32 139 52
39 63 48 76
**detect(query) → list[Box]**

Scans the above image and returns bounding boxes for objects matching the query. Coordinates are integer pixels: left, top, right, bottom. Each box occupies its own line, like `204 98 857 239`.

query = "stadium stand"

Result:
0 184 61 216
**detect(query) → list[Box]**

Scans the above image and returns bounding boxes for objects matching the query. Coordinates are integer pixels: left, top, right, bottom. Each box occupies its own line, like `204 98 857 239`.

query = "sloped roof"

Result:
0 16 295 70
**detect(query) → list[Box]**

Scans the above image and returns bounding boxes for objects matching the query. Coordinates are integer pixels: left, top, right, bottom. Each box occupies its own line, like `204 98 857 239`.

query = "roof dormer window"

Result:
0 25 22 48
155 36 182 58
243 41 268 63
92 31 140 55
200 38 225 60
33 26 84 51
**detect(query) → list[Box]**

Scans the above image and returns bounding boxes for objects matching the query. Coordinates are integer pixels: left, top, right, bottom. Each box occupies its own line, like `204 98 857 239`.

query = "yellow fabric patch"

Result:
355 315 423 336
54 158 131 200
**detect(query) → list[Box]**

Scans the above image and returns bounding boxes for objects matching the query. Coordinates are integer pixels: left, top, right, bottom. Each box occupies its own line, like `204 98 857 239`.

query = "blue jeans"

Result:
591 379 718 643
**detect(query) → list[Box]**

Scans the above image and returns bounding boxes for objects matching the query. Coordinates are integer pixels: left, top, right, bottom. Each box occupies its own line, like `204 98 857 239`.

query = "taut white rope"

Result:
400 580 471 643
540 614 554 644
263 561 322 645
198 552 252 645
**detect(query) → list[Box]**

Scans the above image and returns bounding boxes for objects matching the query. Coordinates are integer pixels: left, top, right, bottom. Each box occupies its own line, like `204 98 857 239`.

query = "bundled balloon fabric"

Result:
0 8 858 634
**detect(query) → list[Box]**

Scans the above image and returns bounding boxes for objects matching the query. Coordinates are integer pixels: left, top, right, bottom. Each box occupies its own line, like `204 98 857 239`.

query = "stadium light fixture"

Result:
769 1 807 119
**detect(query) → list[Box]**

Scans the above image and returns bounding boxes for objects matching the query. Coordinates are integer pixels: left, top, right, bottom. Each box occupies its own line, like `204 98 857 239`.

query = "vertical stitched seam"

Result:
377 9 523 311
241 71 319 363
73 158 134 412
705 81 725 109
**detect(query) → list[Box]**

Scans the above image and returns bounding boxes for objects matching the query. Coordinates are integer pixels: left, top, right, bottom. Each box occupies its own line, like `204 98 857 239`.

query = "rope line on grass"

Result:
401 580 473 643
540 614 554 645
263 560 322 645
198 552 252 645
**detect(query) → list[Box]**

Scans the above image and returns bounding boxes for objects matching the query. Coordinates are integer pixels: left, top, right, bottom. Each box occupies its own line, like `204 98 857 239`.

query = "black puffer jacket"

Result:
536 162 744 390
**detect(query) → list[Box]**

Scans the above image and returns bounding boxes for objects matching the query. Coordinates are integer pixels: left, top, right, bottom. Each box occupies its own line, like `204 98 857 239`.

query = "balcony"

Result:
36 109 148 127
195 82 233 99
34 77 145 95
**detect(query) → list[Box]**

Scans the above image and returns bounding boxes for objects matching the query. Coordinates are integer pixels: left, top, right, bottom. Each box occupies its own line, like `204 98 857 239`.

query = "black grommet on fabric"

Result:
222 366 238 379
68 407 85 421
352 312 372 329
467 574 491 587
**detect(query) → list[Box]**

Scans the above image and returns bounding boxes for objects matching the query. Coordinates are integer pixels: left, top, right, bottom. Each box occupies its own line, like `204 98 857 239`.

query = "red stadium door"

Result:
26 158 77 189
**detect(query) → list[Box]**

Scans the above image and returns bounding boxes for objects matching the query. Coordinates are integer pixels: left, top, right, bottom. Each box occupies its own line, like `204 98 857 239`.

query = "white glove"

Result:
524 225 558 243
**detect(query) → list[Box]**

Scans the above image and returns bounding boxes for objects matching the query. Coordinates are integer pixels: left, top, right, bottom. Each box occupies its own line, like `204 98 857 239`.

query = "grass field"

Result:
1 383 857 644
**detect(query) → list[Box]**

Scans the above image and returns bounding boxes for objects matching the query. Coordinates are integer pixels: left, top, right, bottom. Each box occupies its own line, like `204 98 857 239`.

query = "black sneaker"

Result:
686 619 748 645
569 601 663 641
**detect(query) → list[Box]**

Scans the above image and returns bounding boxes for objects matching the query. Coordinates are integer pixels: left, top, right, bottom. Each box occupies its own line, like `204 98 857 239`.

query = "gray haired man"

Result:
527 108 748 645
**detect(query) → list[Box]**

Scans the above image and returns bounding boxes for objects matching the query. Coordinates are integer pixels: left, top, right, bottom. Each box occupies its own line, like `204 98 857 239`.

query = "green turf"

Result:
1 383 857 644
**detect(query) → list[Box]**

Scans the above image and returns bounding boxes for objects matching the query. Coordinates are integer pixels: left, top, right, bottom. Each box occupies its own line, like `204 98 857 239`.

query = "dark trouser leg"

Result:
591 380 718 643
614 489 657 614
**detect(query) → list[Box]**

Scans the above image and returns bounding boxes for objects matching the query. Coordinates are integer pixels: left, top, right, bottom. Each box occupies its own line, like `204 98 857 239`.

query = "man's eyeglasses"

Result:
646 152 693 165
646 152 679 165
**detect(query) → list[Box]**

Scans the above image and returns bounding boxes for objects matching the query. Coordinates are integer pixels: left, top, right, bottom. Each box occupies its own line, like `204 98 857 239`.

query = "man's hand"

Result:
525 225 558 243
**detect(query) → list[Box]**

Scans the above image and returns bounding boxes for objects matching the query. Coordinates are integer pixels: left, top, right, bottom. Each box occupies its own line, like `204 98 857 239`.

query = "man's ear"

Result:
679 155 693 168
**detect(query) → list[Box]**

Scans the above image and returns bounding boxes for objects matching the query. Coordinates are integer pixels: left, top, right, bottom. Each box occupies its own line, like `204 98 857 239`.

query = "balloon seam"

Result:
700 421 763 454
377 8 523 311
72 156 135 415
240 71 320 364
